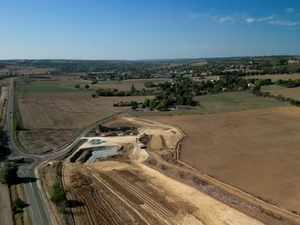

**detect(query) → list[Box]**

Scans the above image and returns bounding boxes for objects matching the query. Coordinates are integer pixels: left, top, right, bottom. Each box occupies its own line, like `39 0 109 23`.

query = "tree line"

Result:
275 79 300 88
252 85 300 107
113 101 140 109
95 84 158 97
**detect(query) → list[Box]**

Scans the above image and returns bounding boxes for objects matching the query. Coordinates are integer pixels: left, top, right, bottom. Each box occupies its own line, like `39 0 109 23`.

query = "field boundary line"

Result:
86 167 151 225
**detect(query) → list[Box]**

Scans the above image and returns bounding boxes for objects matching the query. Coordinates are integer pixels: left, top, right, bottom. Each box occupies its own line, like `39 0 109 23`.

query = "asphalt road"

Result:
2 79 129 225
4 80 51 225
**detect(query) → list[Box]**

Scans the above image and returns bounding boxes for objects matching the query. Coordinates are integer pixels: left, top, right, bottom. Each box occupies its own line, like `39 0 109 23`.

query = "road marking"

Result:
19 170 44 225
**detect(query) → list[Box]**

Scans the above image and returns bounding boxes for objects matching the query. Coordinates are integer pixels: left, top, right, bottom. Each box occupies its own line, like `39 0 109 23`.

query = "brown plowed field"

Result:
146 106 300 213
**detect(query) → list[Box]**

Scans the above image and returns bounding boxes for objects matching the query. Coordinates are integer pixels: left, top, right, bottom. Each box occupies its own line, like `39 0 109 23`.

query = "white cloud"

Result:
219 16 235 22
212 16 235 22
246 15 275 23
246 18 255 23
286 8 295 13
189 14 235 22
268 20 300 26
188 12 298 28
257 15 276 22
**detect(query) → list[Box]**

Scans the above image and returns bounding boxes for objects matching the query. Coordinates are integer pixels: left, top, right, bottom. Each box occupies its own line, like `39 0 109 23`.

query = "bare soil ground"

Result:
63 159 264 225
146 106 300 213
246 74 300 81
0 183 13 225
58 117 294 225
17 129 76 154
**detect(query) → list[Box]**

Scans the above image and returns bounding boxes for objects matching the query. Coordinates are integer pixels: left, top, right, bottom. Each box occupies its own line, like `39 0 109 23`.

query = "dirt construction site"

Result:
38 116 300 225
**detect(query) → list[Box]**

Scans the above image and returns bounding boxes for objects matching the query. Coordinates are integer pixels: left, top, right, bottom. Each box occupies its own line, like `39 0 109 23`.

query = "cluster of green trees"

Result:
247 78 272 86
13 121 21 130
113 101 140 109
75 84 90 89
0 162 19 186
95 84 158 96
0 126 7 161
50 182 67 212
141 76 258 111
144 81 157 88
275 79 300 88
142 78 199 110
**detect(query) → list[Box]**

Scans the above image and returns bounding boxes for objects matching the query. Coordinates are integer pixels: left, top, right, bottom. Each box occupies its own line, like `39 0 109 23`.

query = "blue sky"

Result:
0 0 299 60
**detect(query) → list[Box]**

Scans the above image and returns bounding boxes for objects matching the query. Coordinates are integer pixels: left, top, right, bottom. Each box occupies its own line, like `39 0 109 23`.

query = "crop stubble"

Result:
18 93 151 129
146 106 300 213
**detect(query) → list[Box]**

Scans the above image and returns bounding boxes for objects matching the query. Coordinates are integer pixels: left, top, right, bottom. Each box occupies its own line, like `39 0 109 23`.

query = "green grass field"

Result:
128 92 288 117
22 83 94 93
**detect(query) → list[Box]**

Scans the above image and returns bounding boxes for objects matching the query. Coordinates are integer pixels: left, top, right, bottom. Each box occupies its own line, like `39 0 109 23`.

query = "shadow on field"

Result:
0 131 11 162
19 177 38 184
67 200 85 208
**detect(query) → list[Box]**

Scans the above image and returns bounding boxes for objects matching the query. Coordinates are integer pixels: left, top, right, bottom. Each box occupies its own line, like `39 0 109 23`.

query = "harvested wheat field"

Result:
62 160 264 225
17 129 76 154
246 74 300 81
146 106 300 214
0 66 52 75
18 94 152 129
265 87 300 101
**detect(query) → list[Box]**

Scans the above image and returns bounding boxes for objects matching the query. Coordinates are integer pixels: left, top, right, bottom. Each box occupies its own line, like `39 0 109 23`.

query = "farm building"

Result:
248 83 255 87
288 60 299 64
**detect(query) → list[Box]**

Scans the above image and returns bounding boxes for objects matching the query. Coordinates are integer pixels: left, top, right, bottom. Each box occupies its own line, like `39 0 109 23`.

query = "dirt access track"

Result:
58 117 295 225
63 160 264 225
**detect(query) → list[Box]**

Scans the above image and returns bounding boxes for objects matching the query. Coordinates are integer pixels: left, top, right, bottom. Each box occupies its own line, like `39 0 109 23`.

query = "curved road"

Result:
4 80 125 225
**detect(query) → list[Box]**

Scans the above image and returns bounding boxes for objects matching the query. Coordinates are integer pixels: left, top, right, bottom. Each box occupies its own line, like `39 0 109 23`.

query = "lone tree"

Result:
91 93 96 98
85 84 90 89
130 84 136 95
144 98 150 107
12 197 27 214
50 182 67 212
75 84 80 89
13 121 21 130
0 162 19 186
